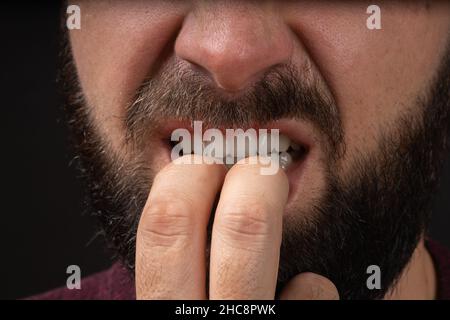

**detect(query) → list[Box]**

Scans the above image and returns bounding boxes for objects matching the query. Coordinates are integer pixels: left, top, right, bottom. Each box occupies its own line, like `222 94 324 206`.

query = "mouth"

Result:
155 119 314 201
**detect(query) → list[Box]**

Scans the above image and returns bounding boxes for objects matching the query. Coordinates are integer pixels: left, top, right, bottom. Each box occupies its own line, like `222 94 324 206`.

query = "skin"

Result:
69 1 450 299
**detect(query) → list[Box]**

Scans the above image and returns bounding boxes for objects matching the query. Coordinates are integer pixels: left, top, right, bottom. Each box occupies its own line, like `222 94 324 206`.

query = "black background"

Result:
0 2 449 300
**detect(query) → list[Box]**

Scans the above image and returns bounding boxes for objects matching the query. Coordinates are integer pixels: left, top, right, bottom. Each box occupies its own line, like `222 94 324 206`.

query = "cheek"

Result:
70 1 188 150
287 2 449 174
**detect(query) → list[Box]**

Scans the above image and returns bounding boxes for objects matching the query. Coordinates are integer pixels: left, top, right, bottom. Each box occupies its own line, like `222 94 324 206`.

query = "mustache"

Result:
125 60 345 155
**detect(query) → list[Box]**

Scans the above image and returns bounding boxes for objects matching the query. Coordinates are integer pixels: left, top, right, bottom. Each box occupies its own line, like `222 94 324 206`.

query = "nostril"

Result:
174 5 294 93
180 55 276 94
211 67 274 93
183 58 212 80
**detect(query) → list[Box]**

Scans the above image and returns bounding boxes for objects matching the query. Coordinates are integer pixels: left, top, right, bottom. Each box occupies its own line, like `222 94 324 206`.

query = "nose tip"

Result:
175 7 293 92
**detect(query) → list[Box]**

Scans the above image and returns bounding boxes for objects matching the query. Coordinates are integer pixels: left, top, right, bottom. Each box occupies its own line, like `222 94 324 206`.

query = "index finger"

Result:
136 155 226 300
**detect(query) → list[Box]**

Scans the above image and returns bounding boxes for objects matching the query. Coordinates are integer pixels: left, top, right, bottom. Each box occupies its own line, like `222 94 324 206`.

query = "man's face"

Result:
64 1 450 299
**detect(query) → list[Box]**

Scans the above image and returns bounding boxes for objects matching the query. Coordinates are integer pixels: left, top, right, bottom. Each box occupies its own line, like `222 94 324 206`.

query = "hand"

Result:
136 155 339 300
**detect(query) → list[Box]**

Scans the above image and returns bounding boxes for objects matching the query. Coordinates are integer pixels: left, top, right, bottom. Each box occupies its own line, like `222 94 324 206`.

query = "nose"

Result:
175 3 294 92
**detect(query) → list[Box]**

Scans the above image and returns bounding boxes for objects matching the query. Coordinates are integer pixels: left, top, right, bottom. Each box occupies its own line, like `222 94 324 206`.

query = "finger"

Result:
279 273 340 300
136 155 226 300
210 157 289 300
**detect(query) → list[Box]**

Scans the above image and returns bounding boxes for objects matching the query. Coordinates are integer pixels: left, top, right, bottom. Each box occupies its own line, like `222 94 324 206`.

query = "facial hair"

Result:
60 31 450 299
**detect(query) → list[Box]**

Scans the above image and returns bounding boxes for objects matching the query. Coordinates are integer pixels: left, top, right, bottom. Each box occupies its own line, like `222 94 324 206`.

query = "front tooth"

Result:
232 136 243 159
203 141 220 163
203 141 210 153
258 133 271 156
279 152 293 170
224 155 235 169
225 135 235 158
236 135 258 160
244 134 258 158
203 138 224 159
192 134 203 155
259 132 290 154
278 134 291 152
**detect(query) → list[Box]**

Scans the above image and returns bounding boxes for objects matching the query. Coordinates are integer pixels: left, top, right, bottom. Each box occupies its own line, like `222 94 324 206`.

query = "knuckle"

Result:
138 199 195 248
218 202 273 240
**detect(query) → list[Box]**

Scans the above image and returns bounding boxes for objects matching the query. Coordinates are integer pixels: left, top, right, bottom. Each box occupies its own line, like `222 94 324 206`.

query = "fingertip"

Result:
230 156 289 190
279 273 340 300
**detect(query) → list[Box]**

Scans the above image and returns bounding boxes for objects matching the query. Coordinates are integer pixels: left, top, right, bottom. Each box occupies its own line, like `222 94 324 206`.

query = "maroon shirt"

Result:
30 240 450 300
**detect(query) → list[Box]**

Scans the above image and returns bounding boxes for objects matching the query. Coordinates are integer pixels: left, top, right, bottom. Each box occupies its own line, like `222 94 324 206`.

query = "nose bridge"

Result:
175 2 293 92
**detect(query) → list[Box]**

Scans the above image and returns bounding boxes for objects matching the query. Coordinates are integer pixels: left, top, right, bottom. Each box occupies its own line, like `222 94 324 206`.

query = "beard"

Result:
60 31 450 299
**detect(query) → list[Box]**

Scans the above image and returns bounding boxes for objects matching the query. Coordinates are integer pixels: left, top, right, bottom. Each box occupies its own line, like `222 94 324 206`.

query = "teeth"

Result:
259 133 290 154
203 139 225 159
179 132 303 170
192 135 202 155
279 152 293 170
240 135 258 160
258 134 271 156
278 134 291 152
224 136 235 158
224 155 235 165
226 135 258 159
